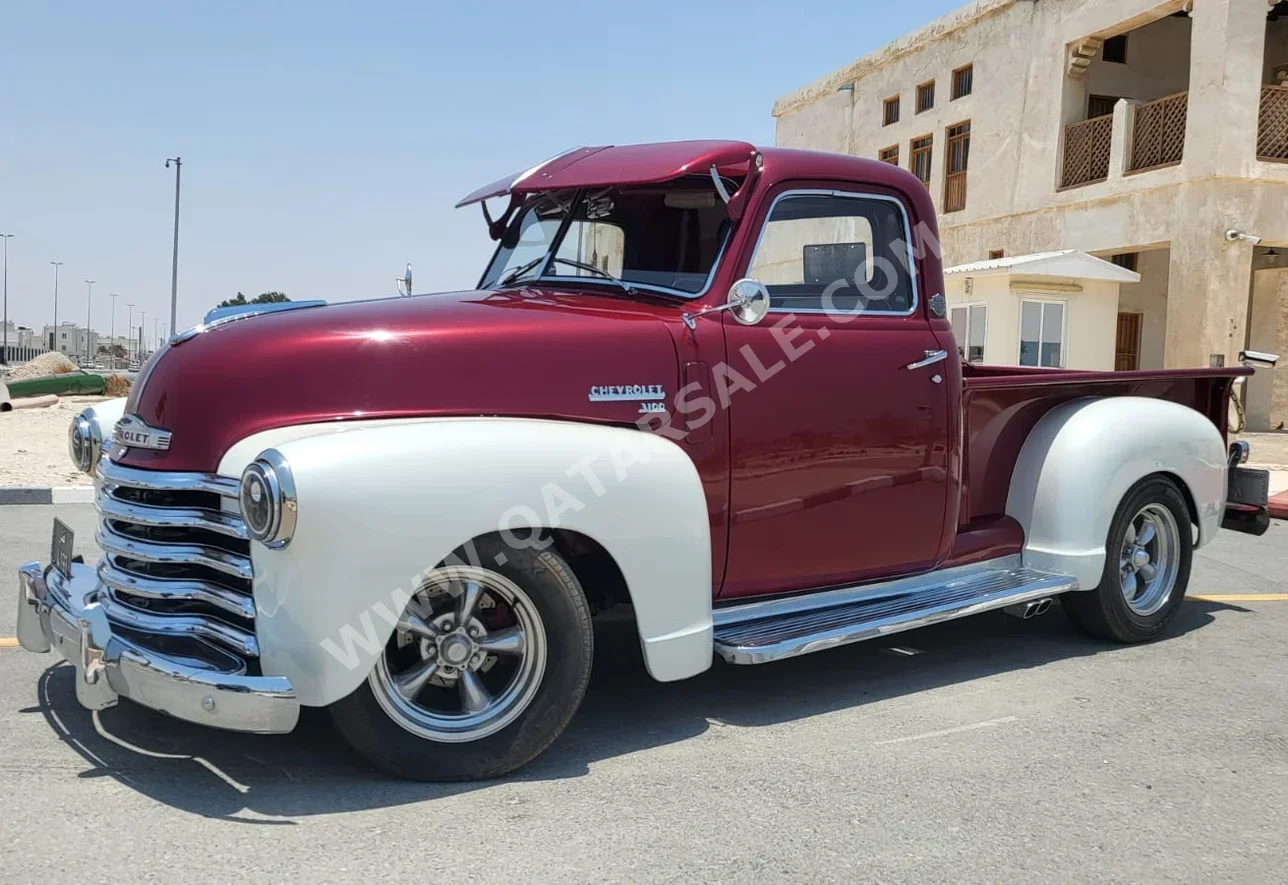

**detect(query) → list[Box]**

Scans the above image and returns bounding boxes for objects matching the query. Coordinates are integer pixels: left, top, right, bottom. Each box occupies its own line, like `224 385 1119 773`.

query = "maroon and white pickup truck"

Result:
20 140 1272 781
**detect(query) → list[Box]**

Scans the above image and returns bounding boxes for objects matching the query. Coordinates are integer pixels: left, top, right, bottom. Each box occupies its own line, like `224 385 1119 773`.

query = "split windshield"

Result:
479 176 734 297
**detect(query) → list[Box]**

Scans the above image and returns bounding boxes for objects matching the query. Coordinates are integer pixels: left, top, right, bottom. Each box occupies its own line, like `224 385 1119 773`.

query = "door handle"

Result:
905 349 949 371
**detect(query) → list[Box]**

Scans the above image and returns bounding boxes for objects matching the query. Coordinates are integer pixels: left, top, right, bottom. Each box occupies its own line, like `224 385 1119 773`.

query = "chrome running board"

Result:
713 555 1077 665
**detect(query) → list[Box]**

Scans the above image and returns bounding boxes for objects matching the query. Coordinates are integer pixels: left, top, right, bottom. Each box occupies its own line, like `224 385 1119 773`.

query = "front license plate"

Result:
51 518 75 581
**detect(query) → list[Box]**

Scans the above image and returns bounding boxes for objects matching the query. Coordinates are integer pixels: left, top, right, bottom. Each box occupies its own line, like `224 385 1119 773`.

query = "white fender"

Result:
1005 396 1226 590
218 418 713 708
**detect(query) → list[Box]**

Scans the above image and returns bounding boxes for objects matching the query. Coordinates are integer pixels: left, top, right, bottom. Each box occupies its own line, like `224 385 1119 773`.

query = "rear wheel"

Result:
1063 476 1192 642
330 538 593 780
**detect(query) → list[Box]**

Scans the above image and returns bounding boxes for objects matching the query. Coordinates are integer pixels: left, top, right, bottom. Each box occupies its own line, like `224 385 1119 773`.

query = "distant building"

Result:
773 0 1288 428
41 322 99 362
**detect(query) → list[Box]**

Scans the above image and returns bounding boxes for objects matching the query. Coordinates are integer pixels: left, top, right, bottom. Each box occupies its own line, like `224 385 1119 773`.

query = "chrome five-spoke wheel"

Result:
371 566 548 743
1118 503 1180 617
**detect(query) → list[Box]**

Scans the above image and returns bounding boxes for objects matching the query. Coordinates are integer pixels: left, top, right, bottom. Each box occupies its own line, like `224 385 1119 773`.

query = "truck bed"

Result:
958 364 1249 526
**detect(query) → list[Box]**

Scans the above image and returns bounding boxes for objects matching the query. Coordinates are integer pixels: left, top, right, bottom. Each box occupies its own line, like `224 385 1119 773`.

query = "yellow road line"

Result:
0 638 19 648
1187 594 1288 602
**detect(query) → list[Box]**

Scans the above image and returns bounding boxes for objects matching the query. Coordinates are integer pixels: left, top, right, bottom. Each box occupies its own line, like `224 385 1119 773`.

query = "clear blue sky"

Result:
1 0 961 339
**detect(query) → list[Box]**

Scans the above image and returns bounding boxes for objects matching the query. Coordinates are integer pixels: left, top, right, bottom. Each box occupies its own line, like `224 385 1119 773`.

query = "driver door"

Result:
719 187 951 599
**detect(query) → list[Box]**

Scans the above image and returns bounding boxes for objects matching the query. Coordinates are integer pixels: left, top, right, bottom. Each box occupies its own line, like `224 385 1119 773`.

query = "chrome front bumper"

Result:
16 561 300 734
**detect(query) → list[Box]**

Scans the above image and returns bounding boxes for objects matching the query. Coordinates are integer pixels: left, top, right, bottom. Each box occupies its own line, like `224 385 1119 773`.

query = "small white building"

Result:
945 250 1141 371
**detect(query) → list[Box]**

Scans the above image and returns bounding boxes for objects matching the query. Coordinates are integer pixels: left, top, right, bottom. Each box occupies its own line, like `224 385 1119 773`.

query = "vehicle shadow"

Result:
27 599 1235 821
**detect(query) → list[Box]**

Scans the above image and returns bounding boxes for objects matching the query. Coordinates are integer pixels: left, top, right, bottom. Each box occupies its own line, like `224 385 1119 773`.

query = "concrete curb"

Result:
0 486 95 505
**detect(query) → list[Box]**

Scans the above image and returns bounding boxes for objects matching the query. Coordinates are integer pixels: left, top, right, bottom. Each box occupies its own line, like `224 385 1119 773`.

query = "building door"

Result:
1115 312 1142 371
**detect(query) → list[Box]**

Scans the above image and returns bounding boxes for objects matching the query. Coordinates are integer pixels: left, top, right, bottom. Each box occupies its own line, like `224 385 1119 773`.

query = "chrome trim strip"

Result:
97 457 239 498
98 560 256 621
97 586 260 658
743 188 921 318
97 486 249 540
713 557 1078 665
713 555 1028 626
16 562 297 734
96 522 253 582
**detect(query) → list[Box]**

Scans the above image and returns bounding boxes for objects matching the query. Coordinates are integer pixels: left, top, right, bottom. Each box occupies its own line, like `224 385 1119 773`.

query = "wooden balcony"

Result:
1060 115 1112 189
1259 85 1288 161
1128 91 1187 173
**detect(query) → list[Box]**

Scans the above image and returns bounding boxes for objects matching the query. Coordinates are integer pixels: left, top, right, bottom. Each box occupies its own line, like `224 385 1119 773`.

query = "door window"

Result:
746 192 916 315
1019 300 1065 367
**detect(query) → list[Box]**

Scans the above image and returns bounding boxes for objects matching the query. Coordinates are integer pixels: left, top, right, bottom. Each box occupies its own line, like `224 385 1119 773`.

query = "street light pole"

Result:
49 261 62 353
139 309 146 359
109 293 118 369
83 279 95 365
126 302 134 365
165 156 181 336
1 233 13 365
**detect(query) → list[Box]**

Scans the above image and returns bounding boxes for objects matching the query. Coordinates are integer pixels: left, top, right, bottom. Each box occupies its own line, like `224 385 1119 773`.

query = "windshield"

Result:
479 176 733 297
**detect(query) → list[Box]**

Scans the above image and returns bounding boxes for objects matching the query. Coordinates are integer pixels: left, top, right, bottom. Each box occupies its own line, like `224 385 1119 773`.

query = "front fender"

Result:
223 418 712 708
1005 396 1226 590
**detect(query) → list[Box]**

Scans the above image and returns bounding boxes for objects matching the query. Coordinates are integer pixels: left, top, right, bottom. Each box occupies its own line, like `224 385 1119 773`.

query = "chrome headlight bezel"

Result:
240 449 297 548
67 409 105 475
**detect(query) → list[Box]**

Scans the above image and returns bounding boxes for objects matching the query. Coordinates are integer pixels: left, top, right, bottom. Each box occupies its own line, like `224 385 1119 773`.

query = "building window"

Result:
1087 95 1120 119
951 65 974 100
883 96 900 126
951 304 988 363
1102 34 1128 64
910 135 933 187
916 81 935 114
879 145 900 165
1019 300 1066 368
988 249 1005 260
943 121 970 213
1111 252 1139 272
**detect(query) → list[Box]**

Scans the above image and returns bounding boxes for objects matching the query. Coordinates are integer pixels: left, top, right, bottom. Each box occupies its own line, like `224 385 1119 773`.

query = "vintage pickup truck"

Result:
18 140 1273 781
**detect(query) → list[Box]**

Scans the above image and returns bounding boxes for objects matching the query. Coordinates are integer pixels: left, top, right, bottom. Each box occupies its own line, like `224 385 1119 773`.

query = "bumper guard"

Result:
16 561 299 734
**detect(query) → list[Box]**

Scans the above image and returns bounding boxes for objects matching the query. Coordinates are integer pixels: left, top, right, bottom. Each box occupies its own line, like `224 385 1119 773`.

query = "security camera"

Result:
1226 230 1262 245
1240 350 1279 369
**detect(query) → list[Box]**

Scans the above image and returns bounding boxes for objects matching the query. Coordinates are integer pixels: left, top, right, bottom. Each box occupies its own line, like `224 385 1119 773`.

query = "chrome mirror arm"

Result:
682 300 741 330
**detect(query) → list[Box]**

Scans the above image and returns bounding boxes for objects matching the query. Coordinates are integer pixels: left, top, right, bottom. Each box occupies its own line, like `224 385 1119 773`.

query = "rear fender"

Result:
1005 397 1225 590
220 418 713 708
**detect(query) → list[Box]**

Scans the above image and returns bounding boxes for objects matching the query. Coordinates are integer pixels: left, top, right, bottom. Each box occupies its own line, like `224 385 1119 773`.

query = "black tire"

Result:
1063 475 1193 643
329 536 594 781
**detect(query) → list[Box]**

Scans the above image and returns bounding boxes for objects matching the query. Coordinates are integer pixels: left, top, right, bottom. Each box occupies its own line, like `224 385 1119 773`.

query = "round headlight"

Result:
67 411 103 475
239 450 297 548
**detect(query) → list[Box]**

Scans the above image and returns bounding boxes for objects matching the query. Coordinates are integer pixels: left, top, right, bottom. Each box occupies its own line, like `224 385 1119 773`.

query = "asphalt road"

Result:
2 503 1287 883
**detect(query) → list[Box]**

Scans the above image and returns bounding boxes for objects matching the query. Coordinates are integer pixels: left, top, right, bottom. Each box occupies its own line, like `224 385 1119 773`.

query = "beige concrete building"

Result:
773 0 1288 428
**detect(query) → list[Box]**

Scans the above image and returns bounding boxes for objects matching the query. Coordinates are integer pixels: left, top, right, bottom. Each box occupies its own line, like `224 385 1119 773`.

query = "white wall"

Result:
946 274 1121 370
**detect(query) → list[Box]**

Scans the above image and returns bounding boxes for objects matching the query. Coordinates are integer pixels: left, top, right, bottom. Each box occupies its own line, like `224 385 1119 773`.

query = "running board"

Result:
713 555 1078 665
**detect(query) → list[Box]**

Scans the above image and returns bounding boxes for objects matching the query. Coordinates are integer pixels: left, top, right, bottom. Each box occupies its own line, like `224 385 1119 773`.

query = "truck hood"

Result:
118 288 682 473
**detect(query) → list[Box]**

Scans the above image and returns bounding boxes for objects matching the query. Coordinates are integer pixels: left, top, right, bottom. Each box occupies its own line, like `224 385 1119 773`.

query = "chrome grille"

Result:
95 454 259 673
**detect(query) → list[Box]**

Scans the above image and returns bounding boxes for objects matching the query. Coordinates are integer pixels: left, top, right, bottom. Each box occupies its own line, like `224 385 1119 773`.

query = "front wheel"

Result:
330 538 594 780
1063 476 1193 642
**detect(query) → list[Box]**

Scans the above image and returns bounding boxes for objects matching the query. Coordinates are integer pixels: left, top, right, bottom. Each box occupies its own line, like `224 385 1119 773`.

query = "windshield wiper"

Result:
548 257 638 296
497 257 545 288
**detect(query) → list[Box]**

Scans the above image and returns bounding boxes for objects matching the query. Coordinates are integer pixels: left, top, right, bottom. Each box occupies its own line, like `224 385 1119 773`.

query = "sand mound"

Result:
8 352 77 381
104 375 132 397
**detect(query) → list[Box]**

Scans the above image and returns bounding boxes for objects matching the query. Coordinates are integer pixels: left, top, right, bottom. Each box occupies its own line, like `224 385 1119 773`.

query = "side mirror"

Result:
1240 350 1279 369
727 278 771 326
681 277 771 330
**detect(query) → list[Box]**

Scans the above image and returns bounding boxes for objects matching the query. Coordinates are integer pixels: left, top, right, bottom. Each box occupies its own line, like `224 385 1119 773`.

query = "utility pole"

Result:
139 309 146 359
165 156 182 335
83 279 95 365
154 317 159 350
49 261 63 352
1 233 13 365
109 293 118 368
127 302 134 365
